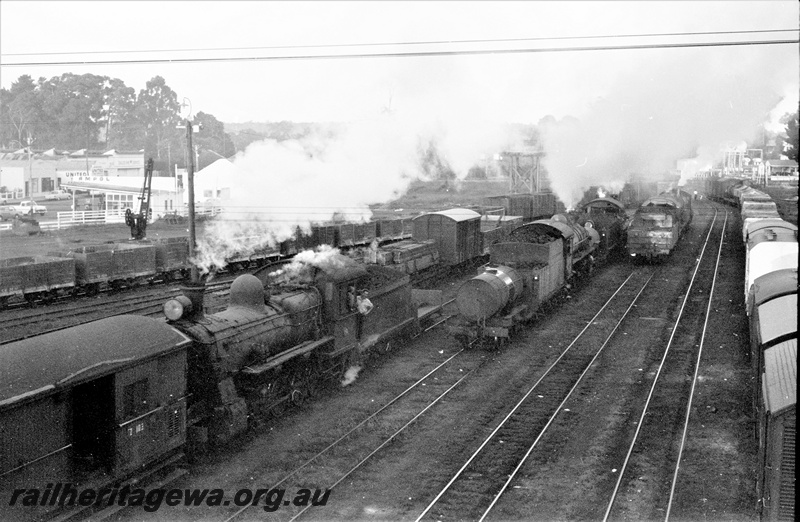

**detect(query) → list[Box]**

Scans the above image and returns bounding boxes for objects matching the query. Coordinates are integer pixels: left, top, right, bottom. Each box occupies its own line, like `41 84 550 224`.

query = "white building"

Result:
192 158 236 203
56 150 183 216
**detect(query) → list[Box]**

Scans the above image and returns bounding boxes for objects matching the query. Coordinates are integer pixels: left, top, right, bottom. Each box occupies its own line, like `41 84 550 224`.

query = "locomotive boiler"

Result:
448 215 599 347
165 254 417 447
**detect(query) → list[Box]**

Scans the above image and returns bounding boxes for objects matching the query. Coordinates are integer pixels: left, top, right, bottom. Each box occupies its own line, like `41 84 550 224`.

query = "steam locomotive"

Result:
446 201 626 348
0 252 418 519
0 195 628 519
626 188 693 260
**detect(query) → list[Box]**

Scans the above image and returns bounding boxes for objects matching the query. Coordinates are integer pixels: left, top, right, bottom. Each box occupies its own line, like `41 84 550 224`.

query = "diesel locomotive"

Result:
626 188 693 261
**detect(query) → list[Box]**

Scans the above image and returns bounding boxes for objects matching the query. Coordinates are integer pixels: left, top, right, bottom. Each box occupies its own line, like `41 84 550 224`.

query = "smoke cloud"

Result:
539 45 797 208
194 110 525 272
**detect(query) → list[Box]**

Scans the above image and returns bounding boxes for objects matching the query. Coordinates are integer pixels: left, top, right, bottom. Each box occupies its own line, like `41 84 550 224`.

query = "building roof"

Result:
60 180 174 196
417 208 481 222
762 339 797 415
766 159 798 167
0 315 190 409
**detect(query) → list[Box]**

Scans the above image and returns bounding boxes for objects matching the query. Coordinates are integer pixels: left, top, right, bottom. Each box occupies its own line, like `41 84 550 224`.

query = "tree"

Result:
193 111 237 169
134 76 182 162
3 75 40 147
37 73 108 149
778 110 799 162
103 78 139 150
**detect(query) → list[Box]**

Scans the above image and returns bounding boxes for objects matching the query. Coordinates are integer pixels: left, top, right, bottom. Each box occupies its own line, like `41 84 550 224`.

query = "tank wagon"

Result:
447 214 599 347
626 189 693 261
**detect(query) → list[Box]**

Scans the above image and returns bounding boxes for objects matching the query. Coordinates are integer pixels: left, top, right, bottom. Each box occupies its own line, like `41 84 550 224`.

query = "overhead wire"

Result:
3 28 797 57
2 37 798 67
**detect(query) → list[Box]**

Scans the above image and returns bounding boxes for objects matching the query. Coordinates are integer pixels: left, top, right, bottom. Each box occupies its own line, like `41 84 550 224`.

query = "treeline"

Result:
0 73 236 171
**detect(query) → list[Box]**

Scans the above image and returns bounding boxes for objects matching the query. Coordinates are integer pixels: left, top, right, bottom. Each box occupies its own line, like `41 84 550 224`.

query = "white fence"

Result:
0 206 224 231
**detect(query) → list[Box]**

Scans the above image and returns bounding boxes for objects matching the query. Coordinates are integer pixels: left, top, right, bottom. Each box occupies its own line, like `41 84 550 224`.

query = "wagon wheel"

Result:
41 289 57 305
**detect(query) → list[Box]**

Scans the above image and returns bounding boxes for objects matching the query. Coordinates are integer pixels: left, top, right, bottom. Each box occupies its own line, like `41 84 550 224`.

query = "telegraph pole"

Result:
186 119 198 284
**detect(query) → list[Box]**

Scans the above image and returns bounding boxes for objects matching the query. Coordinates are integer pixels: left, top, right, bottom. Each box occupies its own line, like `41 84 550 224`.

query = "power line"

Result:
2 38 798 68
2 28 797 57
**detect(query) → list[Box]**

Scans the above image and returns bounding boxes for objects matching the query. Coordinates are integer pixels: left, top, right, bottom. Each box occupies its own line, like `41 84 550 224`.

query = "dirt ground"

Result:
110 201 758 522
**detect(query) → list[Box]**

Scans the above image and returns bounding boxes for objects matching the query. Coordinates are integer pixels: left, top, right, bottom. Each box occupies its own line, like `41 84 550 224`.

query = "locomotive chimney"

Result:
180 282 206 320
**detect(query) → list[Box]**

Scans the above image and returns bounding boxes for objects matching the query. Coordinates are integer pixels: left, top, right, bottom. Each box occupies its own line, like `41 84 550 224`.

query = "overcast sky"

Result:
2 0 798 126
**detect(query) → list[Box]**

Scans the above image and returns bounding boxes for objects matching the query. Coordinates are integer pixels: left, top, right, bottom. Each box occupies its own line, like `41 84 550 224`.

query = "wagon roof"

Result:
641 194 683 208
763 339 797 414
584 197 625 210
416 208 481 222
0 315 190 408
745 219 797 237
750 269 798 307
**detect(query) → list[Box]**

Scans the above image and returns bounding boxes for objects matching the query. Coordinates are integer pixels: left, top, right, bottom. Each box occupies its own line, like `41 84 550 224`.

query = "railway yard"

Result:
1 194 780 522
125 202 755 522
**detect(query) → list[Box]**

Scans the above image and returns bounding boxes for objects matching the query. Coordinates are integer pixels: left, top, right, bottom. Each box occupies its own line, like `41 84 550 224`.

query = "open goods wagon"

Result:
0 256 75 304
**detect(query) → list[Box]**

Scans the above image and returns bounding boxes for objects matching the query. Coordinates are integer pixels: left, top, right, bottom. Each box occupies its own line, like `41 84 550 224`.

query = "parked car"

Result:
45 189 71 200
12 200 47 216
0 205 16 221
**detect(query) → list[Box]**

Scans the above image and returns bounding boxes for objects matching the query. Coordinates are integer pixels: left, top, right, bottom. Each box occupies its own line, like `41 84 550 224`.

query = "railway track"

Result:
219 346 480 522
413 269 655 521
469 205 730 520
601 208 728 521
0 279 233 344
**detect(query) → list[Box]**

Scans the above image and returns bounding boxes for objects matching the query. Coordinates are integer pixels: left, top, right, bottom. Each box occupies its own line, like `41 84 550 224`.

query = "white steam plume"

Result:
539 45 797 208
194 111 526 273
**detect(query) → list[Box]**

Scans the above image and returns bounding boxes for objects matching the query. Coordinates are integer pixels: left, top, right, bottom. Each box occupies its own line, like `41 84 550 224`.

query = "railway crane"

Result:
125 157 154 240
